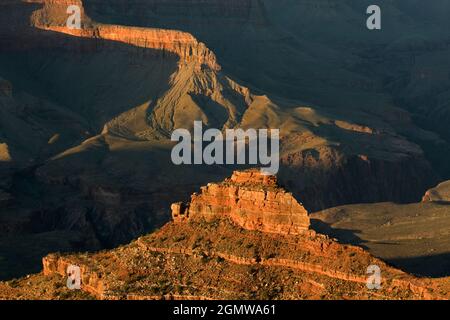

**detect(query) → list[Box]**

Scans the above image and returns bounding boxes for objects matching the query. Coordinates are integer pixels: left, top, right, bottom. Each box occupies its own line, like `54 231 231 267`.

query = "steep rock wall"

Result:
27 0 220 70
171 170 310 235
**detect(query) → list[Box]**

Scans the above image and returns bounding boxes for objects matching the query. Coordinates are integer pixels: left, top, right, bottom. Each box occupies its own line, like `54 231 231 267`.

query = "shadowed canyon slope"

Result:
0 0 450 285
313 182 450 278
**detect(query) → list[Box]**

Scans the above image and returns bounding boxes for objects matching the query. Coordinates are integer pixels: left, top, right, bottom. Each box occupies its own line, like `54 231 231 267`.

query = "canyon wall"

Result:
42 254 107 297
171 170 310 235
278 145 439 211
27 0 220 70
36 25 220 71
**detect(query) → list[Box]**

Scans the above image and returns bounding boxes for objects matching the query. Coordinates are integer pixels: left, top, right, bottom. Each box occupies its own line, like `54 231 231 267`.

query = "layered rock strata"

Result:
171 170 310 235
27 0 220 70
33 218 450 300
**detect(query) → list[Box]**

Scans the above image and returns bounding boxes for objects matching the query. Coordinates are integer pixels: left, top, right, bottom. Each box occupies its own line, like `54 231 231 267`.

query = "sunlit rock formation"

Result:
172 169 310 235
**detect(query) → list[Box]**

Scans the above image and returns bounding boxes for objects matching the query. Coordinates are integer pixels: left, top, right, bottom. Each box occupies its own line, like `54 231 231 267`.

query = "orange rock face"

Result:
29 0 220 71
172 170 310 235
42 254 106 297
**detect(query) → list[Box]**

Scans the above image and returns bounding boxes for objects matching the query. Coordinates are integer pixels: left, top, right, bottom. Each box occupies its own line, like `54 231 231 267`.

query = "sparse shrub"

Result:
173 235 186 242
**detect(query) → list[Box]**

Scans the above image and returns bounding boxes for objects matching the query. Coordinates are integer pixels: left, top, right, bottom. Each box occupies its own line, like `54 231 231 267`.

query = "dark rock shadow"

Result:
387 253 450 278
0 1 179 134
0 1 181 280
310 219 368 248
311 219 450 278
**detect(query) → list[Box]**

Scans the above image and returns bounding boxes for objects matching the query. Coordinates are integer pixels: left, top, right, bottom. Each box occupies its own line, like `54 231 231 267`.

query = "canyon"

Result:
29 0 220 71
0 0 449 299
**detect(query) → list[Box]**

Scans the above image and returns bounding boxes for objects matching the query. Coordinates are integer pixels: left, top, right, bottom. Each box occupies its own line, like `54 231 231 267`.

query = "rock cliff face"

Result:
172 170 310 235
278 146 438 210
0 143 12 162
28 0 220 71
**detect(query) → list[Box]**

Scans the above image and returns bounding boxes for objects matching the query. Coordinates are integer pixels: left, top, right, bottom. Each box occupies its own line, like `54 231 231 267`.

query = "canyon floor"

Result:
312 181 450 278
313 202 450 278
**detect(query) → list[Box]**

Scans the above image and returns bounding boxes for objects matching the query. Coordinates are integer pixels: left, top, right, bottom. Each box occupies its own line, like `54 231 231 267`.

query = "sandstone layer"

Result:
28 0 220 71
0 0 448 286
172 170 310 235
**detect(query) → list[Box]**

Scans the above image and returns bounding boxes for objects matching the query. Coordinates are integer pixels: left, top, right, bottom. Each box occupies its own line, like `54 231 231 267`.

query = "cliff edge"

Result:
27 0 220 71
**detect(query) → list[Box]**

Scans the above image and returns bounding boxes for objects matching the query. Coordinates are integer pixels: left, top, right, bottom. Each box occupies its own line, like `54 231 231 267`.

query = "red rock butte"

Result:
171 170 310 235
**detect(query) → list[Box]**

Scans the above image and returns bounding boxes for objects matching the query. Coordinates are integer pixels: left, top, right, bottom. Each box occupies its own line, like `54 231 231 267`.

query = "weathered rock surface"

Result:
172 170 310 235
0 0 448 289
422 181 450 203
0 143 12 162
28 0 220 71
4 216 448 300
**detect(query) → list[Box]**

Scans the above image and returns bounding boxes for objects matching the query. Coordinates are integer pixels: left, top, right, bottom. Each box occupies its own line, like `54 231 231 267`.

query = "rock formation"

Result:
0 0 449 294
172 169 310 235
28 0 220 71
422 181 450 203
0 143 12 162
3 210 449 300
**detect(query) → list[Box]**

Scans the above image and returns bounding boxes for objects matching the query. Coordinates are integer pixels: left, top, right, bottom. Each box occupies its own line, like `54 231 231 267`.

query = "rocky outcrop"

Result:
28 0 220 71
42 254 107 297
0 143 12 162
40 25 220 71
422 180 450 203
32 216 449 300
171 169 310 235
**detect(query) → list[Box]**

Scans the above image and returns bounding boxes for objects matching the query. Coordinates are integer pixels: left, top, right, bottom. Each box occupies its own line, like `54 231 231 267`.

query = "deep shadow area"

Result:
0 1 181 280
0 33 178 135
311 218 450 278
388 254 450 278
311 219 366 246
